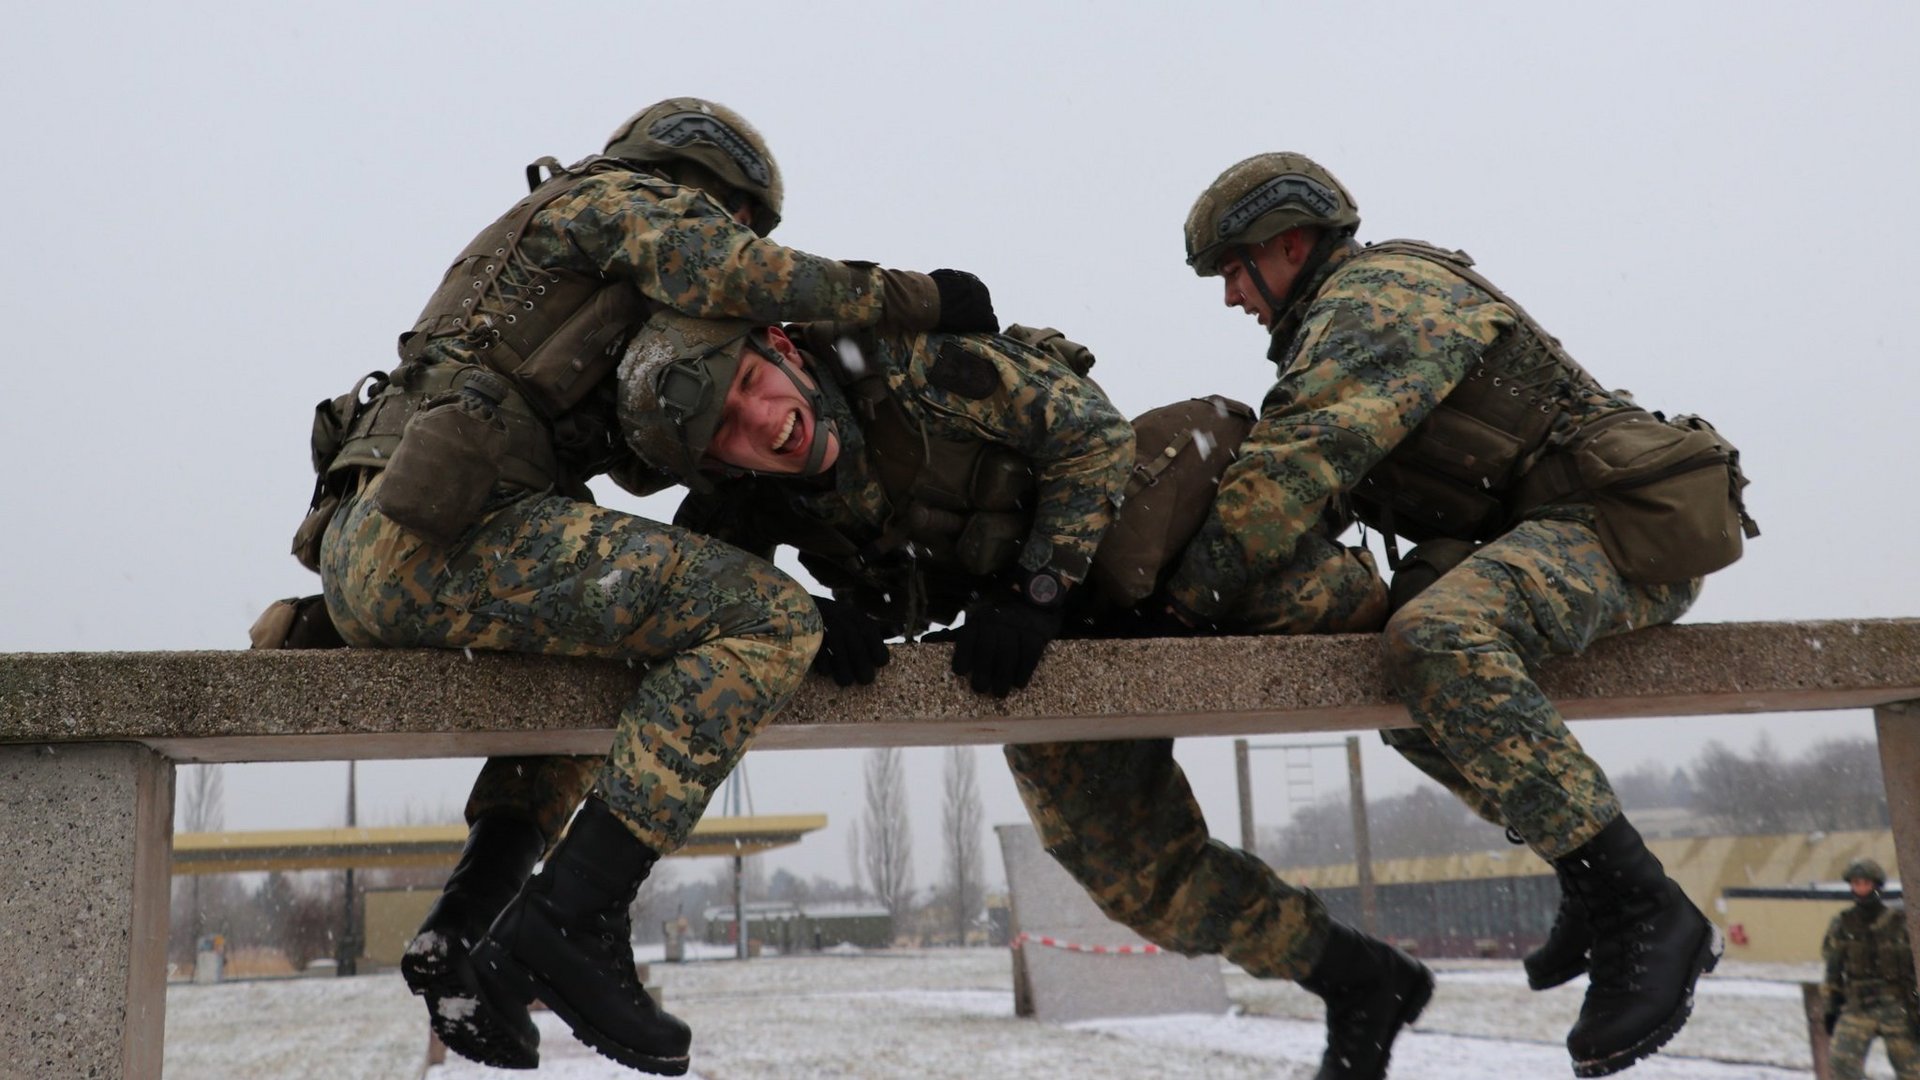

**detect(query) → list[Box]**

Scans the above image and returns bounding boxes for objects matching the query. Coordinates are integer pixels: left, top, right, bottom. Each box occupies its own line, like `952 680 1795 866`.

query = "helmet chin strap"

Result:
767 352 836 476
1236 247 1287 318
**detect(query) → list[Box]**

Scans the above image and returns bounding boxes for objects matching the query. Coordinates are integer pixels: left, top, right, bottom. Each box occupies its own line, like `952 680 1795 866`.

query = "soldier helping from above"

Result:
1179 153 1759 1077
273 98 999 1076
1823 859 1920 1080
616 310 1419 1080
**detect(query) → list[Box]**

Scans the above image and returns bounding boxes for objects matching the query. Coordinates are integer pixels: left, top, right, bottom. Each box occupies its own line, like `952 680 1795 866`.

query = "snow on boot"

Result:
1560 815 1721 1077
473 796 691 1076
1525 862 1592 991
1297 920 1435 1080
400 814 544 1070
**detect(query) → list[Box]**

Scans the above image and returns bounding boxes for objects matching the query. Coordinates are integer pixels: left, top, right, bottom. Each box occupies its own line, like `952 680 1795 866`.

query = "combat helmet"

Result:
617 312 838 492
1843 858 1888 888
1183 152 1360 276
605 98 784 235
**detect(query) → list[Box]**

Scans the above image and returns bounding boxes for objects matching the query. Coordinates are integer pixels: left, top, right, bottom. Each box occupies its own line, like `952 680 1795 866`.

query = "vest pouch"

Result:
374 392 509 546
1002 324 1096 377
290 491 341 573
954 511 1027 578
509 281 646 415
1090 396 1255 606
1386 538 1480 614
968 447 1036 513
1572 411 1750 584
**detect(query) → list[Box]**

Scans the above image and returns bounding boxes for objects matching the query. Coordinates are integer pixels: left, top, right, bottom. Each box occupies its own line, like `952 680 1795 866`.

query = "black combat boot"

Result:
1297 921 1435 1080
1559 815 1720 1077
473 796 691 1077
1525 862 1593 991
400 814 544 1069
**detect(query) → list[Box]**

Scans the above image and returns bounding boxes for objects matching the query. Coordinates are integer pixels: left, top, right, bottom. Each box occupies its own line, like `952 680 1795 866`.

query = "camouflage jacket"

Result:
407 165 890 493
675 329 1131 628
1167 239 1636 621
1824 898 1917 1007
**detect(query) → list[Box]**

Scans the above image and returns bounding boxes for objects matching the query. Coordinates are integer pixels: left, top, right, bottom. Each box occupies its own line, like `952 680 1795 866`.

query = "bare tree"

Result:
861 747 914 933
181 765 226 955
845 819 865 900
939 747 985 945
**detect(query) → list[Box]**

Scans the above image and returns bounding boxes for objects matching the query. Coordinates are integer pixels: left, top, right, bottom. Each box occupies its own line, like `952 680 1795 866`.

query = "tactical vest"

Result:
784 328 1043 591
1832 902 1915 1002
325 156 652 489
1331 240 1605 546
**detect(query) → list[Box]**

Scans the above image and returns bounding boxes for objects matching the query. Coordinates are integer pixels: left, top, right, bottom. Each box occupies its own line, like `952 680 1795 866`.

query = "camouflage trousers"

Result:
1380 513 1698 859
1005 533 1387 979
320 472 821 852
1830 999 1920 1080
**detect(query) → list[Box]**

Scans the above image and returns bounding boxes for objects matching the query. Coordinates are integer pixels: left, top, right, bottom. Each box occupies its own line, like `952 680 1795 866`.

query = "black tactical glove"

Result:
811 597 892 687
930 269 999 334
950 587 1064 698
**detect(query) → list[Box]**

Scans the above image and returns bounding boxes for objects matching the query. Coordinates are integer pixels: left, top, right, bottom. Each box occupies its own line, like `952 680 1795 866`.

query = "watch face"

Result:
1026 571 1061 607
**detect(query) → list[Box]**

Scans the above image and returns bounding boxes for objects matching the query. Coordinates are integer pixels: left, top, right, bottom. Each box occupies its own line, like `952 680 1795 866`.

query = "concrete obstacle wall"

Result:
997 823 1228 1023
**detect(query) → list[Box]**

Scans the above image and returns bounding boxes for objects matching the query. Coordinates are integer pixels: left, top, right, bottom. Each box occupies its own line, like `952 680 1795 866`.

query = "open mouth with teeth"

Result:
772 407 806 456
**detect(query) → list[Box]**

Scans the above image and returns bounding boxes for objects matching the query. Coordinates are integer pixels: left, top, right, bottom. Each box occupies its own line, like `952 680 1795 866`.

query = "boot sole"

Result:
402 944 540 1071
472 938 691 1077
1571 924 1722 1078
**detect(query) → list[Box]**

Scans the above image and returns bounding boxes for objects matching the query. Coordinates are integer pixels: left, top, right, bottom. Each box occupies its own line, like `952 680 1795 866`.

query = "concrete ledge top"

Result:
2 619 1918 762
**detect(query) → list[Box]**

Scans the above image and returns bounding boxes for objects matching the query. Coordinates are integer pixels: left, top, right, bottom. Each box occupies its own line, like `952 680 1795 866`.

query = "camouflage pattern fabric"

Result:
1165 239 1690 859
414 170 887 378
1166 244 1640 623
1829 1000 1920 1080
320 472 820 850
372 164 896 844
677 328 1132 594
1825 898 1920 1079
1383 510 1697 857
1004 536 1386 978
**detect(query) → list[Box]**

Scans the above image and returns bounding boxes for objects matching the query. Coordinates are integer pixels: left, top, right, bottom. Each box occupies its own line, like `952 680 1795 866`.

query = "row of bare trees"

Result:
845 746 988 942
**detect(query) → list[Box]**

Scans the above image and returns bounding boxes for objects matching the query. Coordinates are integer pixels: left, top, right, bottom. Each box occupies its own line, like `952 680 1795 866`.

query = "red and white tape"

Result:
1012 931 1164 956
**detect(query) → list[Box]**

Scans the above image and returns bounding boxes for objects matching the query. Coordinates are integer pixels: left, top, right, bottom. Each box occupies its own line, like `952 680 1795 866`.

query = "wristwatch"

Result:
1021 567 1066 609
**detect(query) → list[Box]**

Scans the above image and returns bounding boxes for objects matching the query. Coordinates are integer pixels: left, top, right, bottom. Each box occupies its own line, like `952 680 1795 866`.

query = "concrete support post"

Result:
1874 701 1920 988
0 743 174 1080
1234 739 1253 853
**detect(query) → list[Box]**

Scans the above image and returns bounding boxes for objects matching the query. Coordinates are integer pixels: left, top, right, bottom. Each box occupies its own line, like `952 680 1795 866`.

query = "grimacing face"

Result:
703 327 841 475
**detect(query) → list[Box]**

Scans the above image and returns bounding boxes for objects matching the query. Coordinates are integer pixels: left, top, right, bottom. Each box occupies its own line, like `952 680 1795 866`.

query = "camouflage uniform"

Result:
673 326 1134 615
1824 897 1920 1079
325 168 908 850
1168 242 1698 860
671 326 1387 979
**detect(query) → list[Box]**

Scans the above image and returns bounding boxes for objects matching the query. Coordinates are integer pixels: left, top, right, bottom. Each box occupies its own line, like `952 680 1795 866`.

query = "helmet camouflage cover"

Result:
605 97 784 236
1183 152 1360 276
1843 858 1888 888
617 311 758 493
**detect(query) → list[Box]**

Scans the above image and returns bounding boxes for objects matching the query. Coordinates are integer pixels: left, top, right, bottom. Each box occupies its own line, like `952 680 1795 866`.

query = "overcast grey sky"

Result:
4 2 1916 893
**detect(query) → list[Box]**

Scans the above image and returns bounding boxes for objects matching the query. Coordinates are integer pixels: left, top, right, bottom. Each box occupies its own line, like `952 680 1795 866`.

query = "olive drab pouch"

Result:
1571 410 1758 584
1090 395 1257 607
1386 538 1480 614
954 511 1029 578
290 491 341 573
292 372 385 572
373 379 511 547
1002 324 1096 377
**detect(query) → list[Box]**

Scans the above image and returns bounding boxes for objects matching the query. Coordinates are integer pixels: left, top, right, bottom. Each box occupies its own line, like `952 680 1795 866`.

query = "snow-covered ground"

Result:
165 950 1906 1079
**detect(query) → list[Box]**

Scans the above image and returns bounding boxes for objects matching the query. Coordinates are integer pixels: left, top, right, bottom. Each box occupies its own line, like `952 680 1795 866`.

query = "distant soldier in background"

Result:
1823 859 1920 1080
277 97 998 1076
